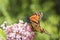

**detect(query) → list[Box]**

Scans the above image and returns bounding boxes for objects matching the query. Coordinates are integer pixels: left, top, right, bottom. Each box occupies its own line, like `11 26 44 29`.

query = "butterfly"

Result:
28 12 48 34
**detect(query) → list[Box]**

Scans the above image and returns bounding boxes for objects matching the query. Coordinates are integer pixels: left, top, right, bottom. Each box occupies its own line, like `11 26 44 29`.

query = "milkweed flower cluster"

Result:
4 20 35 40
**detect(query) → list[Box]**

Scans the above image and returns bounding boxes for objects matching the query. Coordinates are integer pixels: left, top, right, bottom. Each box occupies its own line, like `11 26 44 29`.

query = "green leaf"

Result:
0 29 6 40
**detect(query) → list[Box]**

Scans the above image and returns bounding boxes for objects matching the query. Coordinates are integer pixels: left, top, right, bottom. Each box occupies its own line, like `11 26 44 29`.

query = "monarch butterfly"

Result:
28 12 48 34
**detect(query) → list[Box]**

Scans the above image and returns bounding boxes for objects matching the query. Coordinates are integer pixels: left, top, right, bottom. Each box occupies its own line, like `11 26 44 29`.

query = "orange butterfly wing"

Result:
30 14 40 23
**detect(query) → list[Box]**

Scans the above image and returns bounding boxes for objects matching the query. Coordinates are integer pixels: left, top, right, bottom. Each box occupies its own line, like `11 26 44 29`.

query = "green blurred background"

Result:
0 0 60 40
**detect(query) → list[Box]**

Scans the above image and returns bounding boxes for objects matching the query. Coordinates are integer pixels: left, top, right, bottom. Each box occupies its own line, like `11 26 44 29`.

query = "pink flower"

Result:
4 20 35 40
